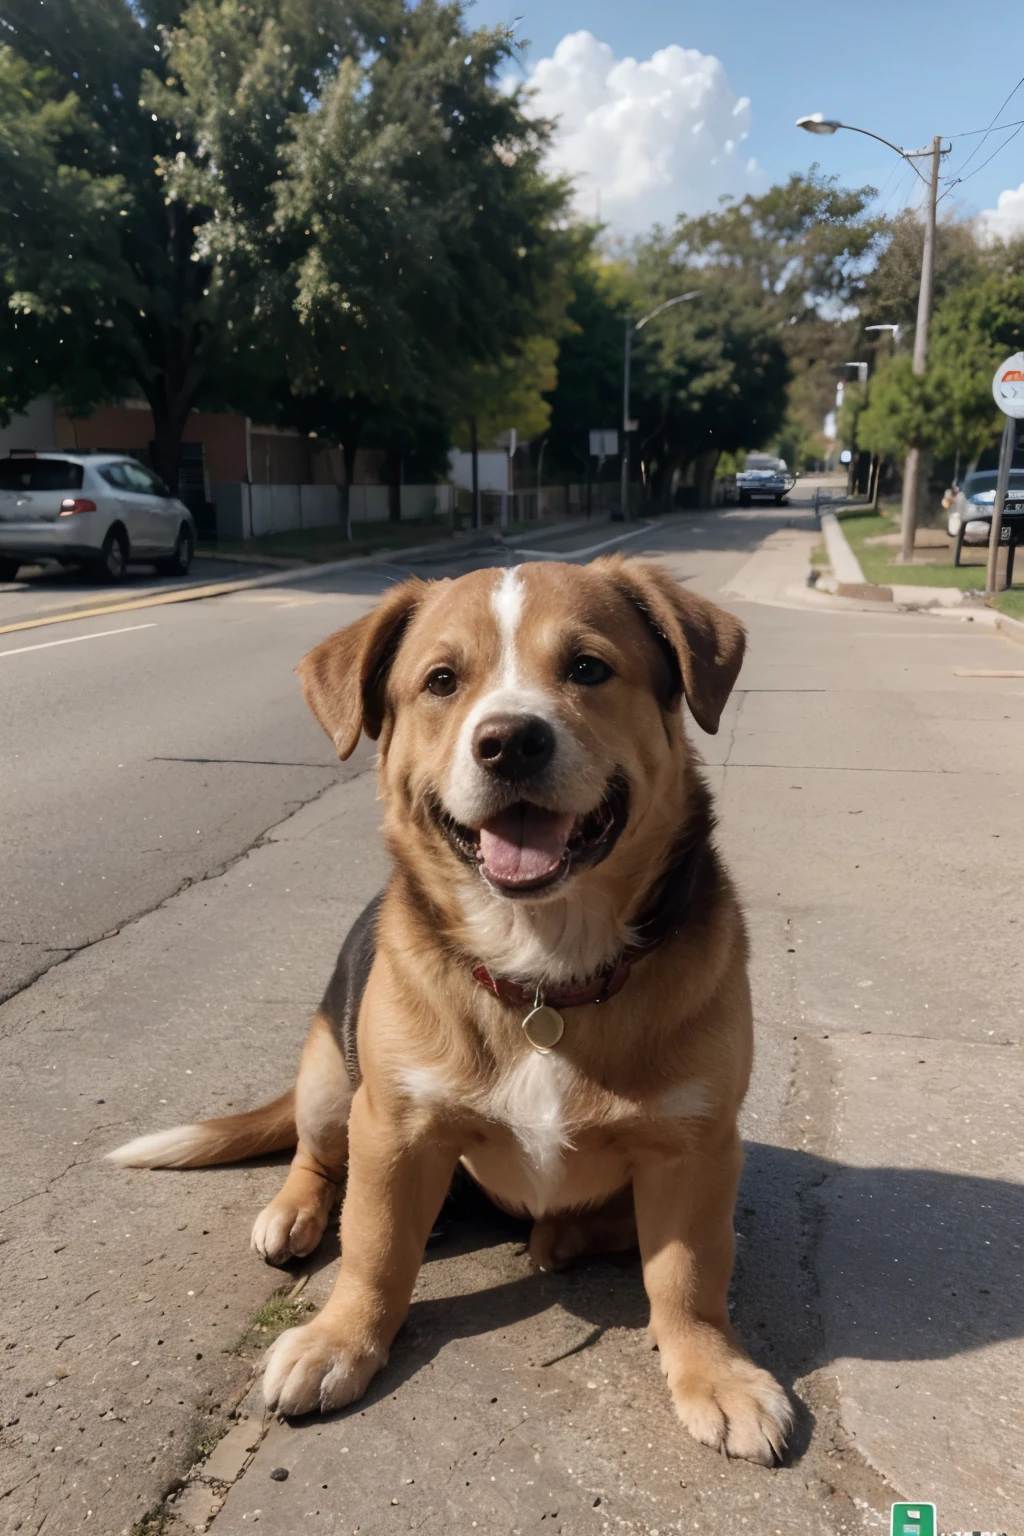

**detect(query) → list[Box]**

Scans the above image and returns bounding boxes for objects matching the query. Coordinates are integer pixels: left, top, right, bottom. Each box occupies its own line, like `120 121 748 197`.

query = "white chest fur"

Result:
398 1054 573 1215
480 1051 573 1214
397 1058 709 1219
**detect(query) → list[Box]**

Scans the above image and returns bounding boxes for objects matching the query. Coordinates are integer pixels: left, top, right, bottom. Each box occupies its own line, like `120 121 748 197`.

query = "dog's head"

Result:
298 559 744 970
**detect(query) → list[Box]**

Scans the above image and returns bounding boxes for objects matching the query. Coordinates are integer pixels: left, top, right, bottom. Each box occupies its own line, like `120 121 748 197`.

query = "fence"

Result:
211 475 722 542
212 482 455 540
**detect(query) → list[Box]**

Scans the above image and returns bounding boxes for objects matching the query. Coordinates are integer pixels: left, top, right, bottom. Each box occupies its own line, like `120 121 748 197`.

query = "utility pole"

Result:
986 416 1016 597
620 319 633 520
899 134 943 564
470 415 480 531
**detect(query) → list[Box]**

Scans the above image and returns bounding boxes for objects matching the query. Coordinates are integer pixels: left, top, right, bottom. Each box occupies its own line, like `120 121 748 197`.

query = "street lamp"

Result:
621 292 699 518
797 112 949 562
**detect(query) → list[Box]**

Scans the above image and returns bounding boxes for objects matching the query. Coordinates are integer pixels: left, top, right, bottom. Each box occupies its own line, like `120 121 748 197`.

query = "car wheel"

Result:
156 524 194 577
0 558 21 582
739 493 751 507
90 527 128 583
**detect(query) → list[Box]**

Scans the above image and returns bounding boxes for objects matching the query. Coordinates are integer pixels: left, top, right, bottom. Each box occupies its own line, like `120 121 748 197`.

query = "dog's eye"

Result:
426 667 458 697
568 654 612 686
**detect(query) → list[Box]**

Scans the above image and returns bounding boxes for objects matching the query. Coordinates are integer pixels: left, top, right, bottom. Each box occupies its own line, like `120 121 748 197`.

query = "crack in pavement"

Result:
0 769 373 1010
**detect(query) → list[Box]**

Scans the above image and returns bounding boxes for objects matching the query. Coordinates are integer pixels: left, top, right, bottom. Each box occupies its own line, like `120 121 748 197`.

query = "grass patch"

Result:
230 1287 315 1357
836 511 993 591
132 1509 174 1536
995 587 1024 620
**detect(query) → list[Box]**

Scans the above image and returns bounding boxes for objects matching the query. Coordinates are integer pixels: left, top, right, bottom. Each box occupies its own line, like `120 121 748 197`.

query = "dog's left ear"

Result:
604 557 746 734
296 577 427 759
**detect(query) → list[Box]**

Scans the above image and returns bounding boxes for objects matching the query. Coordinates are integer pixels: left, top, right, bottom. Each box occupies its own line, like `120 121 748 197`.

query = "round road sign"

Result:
992 352 1024 418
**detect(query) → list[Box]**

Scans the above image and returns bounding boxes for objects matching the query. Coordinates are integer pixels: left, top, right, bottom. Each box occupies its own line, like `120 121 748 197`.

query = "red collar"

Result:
471 956 632 1010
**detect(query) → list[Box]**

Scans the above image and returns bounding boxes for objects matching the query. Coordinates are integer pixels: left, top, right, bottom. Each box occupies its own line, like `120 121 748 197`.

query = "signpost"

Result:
987 352 1024 597
589 429 618 460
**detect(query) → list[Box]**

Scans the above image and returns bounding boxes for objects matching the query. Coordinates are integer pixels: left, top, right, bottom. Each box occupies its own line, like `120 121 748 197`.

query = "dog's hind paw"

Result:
262 1323 385 1416
251 1190 333 1267
667 1351 792 1466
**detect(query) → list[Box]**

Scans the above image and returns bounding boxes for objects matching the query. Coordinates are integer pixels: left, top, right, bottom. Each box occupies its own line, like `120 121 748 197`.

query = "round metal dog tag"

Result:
522 1004 565 1053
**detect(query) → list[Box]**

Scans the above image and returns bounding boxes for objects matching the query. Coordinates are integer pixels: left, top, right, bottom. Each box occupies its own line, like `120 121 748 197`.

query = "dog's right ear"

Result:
296 578 427 759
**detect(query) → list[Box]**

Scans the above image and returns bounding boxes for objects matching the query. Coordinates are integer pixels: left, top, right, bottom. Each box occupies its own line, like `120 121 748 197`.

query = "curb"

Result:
996 611 1024 646
820 510 882 595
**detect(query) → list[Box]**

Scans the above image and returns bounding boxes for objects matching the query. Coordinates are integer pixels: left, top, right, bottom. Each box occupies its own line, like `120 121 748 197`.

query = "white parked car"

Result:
0 450 196 583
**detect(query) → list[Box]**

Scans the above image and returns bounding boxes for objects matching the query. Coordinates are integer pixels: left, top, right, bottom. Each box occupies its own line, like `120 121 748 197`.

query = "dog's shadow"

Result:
281 1142 1024 1462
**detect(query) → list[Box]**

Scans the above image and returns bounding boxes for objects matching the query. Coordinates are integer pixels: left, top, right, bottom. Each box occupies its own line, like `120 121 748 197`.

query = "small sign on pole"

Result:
993 352 1024 418
589 429 619 458
987 353 1024 596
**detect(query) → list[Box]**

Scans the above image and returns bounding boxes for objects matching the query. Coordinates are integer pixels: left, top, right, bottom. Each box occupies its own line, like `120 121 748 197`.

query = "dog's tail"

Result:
106 1089 297 1169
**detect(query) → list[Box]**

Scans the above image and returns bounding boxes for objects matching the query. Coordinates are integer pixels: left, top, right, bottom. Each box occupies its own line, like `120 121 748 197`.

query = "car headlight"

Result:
969 492 995 505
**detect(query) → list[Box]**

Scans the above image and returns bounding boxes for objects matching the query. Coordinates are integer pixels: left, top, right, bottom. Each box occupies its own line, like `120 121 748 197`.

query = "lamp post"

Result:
864 325 900 508
621 292 699 518
797 114 948 562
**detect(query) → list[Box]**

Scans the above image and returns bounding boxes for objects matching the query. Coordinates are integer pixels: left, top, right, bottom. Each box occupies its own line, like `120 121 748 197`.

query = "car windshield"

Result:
0 458 84 491
745 456 783 472
964 470 1024 496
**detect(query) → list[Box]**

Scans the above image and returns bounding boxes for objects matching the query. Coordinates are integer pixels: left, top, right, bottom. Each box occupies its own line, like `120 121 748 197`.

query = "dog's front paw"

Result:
663 1342 792 1465
262 1322 385 1416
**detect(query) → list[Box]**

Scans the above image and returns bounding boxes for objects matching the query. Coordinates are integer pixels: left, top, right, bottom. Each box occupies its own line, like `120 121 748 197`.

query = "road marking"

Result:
512 522 658 560
953 667 1024 677
0 622 157 659
0 578 264 637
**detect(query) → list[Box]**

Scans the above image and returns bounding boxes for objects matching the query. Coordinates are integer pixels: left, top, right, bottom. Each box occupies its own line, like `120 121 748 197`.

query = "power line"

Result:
948 71 1024 180
947 116 1024 139
941 119 1024 203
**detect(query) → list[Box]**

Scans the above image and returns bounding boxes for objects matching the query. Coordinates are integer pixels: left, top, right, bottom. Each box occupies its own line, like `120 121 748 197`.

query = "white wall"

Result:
0 398 55 457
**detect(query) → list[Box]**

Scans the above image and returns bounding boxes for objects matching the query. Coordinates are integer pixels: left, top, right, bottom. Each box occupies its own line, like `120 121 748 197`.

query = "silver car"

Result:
947 468 1024 549
0 450 196 582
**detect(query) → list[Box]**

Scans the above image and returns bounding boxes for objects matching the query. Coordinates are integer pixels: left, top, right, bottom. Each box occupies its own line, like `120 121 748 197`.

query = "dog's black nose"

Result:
473 713 555 779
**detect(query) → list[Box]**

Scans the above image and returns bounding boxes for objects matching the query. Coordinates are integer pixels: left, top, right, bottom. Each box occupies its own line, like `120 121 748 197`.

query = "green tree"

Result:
540 257 629 481
858 272 1024 468
0 0 574 501
615 171 881 504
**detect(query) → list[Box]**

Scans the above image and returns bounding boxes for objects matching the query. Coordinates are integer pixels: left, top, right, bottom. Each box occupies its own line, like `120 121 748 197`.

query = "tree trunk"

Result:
694 449 720 508
149 399 191 496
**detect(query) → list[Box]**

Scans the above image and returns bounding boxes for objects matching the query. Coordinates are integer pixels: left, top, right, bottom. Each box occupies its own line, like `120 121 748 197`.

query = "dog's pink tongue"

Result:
479 805 576 885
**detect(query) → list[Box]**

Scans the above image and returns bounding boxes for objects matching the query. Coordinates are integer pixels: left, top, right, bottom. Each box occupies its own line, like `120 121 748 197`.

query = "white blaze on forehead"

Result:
492 566 524 686
443 562 596 831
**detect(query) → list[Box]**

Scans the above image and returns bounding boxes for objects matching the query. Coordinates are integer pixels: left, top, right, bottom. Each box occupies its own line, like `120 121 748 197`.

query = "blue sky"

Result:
468 0 1024 235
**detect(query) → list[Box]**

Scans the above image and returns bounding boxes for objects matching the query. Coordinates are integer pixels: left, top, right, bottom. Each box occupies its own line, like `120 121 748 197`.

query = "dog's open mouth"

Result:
435 777 629 894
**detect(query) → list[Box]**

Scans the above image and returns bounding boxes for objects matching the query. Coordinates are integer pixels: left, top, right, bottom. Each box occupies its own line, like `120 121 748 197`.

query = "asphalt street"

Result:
1 492 1022 1536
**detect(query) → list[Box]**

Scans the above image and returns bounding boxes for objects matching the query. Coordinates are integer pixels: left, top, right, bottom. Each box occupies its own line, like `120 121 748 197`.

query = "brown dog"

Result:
110 556 791 1464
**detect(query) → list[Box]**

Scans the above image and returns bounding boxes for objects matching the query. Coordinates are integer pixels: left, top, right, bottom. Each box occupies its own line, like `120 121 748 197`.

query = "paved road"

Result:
2 491 1022 1536
0 519 707 1003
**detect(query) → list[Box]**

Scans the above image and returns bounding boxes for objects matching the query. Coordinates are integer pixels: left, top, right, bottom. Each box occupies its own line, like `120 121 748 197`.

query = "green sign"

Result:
891 1504 936 1536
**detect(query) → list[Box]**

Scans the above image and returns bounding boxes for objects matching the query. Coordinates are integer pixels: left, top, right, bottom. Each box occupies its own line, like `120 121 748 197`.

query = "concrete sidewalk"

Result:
2 529 1022 1536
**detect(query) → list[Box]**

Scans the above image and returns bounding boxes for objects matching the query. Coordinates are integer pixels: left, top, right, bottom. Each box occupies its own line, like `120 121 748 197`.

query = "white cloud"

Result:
521 31 763 232
977 182 1024 243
